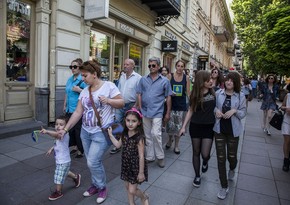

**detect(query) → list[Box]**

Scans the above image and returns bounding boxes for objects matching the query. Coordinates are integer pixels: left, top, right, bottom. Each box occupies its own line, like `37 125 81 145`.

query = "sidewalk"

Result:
0 99 289 205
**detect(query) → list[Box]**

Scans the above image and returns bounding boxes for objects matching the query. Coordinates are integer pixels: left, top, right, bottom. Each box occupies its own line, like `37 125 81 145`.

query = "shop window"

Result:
163 55 174 73
113 42 124 85
129 44 143 74
6 0 31 82
90 31 111 81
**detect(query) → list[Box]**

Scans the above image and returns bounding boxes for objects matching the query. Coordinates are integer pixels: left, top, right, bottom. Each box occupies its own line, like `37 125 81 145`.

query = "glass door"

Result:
113 41 124 84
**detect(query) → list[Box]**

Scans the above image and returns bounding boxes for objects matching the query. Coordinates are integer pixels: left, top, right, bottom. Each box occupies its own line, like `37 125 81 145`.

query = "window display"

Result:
129 44 143 74
6 0 31 82
90 31 111 81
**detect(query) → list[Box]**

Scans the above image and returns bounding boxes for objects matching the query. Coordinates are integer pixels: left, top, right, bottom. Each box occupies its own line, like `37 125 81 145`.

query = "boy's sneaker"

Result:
192 177 201 188
83 185 98 197
73 174 81 187
110 147 121 154
228 170 235 181
217 187 229 200
96 187 107 204
48 190 63 201
202 162 208 173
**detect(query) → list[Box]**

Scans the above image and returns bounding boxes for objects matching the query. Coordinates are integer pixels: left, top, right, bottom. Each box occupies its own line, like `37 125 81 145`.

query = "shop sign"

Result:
84 0 109 20
198 55 209 62
165 30 177 41
7 0 31 16
119 23 134 35
161 41 178 52
182 41 190 51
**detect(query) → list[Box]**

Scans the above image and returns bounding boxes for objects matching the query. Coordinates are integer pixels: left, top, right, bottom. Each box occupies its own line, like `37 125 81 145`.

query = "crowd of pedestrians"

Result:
41 56 290 204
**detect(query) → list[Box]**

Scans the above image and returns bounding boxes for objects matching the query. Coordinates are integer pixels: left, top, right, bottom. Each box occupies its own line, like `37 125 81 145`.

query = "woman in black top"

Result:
179 70 215 188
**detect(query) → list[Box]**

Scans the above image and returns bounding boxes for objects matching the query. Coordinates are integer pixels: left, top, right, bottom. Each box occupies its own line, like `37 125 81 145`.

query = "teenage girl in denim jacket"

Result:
213 72 247 200
260 74 279 135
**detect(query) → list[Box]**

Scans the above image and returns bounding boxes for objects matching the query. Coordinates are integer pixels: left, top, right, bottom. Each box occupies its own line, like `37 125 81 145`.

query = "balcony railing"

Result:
227 47 235 56
141 0 181 26
213 26 229 42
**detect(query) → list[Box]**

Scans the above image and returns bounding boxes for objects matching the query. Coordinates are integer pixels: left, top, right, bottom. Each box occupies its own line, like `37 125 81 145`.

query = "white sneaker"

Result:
228 170 235 181
266 129 271 136
217 187 229 200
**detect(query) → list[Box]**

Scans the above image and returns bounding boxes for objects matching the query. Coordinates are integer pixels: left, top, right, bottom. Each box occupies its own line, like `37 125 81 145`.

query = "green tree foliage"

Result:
231 0 290 76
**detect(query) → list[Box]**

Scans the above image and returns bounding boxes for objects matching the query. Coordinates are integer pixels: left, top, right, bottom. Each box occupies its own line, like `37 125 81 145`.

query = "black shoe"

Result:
192 177 201 188
282 158 289 172
174 147 180 155
202 162 208 173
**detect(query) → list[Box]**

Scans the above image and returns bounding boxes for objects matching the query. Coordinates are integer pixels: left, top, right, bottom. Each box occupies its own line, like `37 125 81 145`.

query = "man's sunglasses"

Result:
69 65 78 69
148 64 157 68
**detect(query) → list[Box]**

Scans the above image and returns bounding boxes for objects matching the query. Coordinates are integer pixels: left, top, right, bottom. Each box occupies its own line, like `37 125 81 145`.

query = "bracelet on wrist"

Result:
64 128 69 133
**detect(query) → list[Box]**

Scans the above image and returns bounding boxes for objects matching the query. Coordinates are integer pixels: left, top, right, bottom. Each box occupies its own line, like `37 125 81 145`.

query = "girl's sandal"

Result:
142 192 149 205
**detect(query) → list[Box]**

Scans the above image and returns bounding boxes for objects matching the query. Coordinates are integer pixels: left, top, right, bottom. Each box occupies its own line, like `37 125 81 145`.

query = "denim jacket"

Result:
213 89 247 137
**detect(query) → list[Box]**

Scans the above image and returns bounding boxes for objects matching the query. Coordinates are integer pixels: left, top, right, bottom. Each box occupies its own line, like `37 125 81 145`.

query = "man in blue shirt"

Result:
251 77 258 98
136 57 172 168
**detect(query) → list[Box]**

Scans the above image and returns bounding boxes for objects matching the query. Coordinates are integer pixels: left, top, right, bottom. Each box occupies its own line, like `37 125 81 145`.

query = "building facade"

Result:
0 0 234 125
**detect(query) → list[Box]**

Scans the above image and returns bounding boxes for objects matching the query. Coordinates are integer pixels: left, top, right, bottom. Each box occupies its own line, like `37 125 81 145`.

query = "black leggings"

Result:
215 132 239 188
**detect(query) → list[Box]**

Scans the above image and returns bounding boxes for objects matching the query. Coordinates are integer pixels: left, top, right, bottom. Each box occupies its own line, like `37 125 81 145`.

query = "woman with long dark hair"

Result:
179 70 215 187
260 74 279 135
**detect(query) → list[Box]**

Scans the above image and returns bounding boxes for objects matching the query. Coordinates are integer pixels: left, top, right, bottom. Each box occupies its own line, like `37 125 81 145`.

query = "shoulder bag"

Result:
269 108 284 130
89 86 124 135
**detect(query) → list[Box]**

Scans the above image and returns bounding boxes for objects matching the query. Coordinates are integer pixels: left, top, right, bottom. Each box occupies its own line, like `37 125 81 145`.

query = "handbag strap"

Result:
89 86 102 127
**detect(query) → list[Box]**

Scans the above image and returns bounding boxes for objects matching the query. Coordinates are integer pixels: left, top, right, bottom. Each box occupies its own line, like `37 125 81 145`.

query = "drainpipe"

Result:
49 0 57 123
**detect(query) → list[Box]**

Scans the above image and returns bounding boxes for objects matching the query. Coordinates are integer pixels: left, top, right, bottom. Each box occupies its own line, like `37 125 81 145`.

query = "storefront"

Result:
1 0 36 123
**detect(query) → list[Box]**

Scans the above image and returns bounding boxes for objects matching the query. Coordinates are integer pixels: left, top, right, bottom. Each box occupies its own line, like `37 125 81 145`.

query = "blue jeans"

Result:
115 102 135 123
80 128 111 189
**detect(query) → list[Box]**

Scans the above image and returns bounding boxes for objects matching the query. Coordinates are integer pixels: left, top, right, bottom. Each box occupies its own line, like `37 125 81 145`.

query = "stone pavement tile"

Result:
0 139 28 154
265 135 284 145
240 153 271 167
234 189 280 205
241 143 268 157
272 167 290 183
22 153 54 169
103 153 122 175
237 174 278 197
10 170 53 197
184 197 216 205
78 197 127 205
269 157 284 169
33 140 55 152
145 185 188 205
166 159 194 178
164 140 191 159
0 162 38 183
9 133 52 146
176 145 192 162
281 199 290 205
0 154 18 168
244 135 266 143
189 180 234 204
239 162 274 180
153 171 193 196
267 144 283 159
276 181 290 201
0 183 29 205
6 147 45 161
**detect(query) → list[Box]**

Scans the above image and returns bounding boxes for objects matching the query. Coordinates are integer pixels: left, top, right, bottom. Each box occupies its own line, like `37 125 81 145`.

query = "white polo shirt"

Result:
118 71 142 103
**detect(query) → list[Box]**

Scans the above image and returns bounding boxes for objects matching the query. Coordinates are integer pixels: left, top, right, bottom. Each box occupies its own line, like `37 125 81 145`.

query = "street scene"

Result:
1 0 290 205
0 99 289 205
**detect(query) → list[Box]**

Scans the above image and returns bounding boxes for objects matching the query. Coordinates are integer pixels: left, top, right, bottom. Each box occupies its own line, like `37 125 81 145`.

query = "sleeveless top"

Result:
171 73 187 111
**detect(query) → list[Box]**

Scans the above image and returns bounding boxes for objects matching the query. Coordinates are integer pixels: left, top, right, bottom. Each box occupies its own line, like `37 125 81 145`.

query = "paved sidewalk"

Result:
0 99 289 205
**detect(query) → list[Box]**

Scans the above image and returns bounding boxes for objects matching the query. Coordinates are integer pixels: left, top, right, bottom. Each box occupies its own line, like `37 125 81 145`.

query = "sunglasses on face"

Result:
212 71 218 74
269 77 274 80
148 64 157 68
69 65 78 69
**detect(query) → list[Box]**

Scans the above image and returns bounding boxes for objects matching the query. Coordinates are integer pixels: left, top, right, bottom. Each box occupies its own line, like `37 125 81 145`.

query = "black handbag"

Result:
269 110 284 130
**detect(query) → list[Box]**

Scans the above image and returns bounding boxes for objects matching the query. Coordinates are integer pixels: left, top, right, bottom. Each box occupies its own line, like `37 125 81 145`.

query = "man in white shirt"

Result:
110 58 142 154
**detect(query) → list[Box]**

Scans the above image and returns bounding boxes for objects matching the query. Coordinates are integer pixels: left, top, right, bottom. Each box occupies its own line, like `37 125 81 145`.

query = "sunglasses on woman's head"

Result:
69 65 78 69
